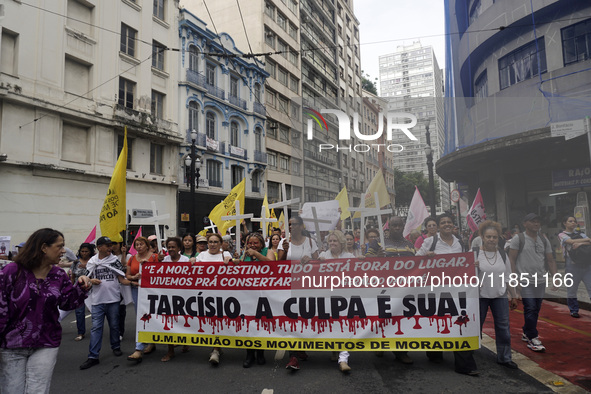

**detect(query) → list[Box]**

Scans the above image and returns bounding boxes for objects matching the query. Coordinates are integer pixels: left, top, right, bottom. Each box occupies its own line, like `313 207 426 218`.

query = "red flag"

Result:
128 226 143 255
84 225 97 244
467 189 486 232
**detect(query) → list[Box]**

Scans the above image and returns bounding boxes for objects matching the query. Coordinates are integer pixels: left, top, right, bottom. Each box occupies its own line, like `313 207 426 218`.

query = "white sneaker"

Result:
521 333 529 342
209 349 220 365
527 337 545 352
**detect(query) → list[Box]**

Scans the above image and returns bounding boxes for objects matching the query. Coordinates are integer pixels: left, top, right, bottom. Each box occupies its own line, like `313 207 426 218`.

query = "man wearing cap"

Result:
508 213 557 352
80 237 130 370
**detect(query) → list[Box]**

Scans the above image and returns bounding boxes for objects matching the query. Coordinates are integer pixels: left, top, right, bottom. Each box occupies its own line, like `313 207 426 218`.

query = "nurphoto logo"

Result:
304 108 418 153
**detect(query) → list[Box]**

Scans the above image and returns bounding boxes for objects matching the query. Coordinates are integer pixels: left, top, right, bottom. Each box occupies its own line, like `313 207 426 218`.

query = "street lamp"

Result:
424 120 437 217
185 130 202 234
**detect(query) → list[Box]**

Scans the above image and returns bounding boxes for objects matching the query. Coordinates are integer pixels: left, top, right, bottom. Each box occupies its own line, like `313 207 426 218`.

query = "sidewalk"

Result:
545 264 591 311
483 299 591 392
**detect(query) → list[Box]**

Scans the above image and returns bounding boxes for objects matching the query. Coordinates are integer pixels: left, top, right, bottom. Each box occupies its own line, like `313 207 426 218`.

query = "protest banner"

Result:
136 253 480 352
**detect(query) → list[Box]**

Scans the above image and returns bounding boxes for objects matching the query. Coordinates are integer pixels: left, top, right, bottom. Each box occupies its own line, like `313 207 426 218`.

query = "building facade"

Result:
177 9 268 234
379 41 449 212
441 0 591 240
0 0 181 245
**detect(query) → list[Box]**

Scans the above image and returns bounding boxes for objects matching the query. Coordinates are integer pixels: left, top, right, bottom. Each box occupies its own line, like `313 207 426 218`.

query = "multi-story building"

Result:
176 9 268 234
181 0 364 206
181 0 304 205
0 0 181 244
379 41 449 212
440 0 591 237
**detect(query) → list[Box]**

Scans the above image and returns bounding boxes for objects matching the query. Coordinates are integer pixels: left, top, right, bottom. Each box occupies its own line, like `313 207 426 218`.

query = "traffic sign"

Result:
450 189 460 203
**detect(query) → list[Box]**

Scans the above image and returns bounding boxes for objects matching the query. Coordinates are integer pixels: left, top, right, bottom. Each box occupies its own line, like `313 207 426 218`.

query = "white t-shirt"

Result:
286 237 318 260
416 233 463 256
163 255 190 262
476 250 512 299
87 254 126 306
318 250 355 260
195 250 232 262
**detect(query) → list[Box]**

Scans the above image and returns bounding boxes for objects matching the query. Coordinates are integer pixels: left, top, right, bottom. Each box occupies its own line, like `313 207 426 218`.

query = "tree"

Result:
361 70 378 95
393 169 440 208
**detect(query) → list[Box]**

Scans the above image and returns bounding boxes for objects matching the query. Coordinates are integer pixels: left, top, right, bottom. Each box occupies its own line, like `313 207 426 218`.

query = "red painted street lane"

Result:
483 300 591 391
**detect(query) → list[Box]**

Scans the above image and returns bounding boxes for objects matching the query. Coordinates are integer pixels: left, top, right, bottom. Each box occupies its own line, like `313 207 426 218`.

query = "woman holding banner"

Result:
195 233 232 365
239 233 275 368
473 220 518 369
126 236 159 363
318 230 355 372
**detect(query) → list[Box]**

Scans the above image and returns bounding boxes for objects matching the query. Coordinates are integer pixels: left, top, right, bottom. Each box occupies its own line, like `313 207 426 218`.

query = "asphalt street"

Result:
50 308 552 394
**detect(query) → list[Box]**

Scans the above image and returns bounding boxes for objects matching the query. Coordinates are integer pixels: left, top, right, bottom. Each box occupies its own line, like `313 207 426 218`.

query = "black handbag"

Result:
566 232 591 265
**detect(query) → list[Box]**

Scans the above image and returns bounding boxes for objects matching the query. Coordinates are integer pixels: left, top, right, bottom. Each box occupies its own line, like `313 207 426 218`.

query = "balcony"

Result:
254 150 267 163
221 142 248 160
186 129 207 147
254 102 266 116
186 69 225 100
209 179 223 188
229 95 247 110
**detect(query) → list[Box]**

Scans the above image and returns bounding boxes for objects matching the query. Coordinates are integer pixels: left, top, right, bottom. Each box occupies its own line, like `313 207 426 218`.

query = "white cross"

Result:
221 200 253 255
204 219 218 234
268 183 300 240
251 206 277 239
133 201 170 253
348 192 392 247
301 206 332 248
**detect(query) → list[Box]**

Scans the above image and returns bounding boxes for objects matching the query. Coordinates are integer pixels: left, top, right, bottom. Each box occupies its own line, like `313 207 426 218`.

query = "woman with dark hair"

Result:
473 220 518 369
126 236 159 362
269 234 282 260
71 243 96 341
181 233 198 263
344 231 362 257
558 215 591 318
414 217 438 250
0 228 91 393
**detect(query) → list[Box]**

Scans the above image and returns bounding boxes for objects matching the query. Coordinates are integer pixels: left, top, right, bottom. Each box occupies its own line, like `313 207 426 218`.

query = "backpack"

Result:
429 235 467 253
472 246 507 264
560 231 591 265
516 232 550 271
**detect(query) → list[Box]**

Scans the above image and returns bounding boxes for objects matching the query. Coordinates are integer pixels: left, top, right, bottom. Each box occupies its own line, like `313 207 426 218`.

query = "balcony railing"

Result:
229 95 247 110
252 186 260 193
186 129 207 147
209 179 223 188
253 102 266 116
186 69 225 100
221 142 247 160
206 84 225 101
254 150 267 163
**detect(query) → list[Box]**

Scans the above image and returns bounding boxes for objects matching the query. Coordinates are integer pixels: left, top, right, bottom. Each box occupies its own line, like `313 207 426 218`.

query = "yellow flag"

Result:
353 169 390 219
277 211 285 230
208 178 246 235
198 229 208 236
262 194 271 219
99 127 127 242
335 186 351 220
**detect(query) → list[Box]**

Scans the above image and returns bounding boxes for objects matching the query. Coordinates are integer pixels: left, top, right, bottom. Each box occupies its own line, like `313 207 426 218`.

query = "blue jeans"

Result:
0 347 59 394
88 302 121 359
565 258 591 314
75 304 86 335
479 297 511 363
131 285 145 352
520 284 546 340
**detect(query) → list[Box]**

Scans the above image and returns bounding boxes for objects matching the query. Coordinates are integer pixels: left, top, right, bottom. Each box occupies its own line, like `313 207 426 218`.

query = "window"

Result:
469 0 482 25
289 23 298 39
279 125 289 143
150 143 163 174
120 24 137 57
62 123 89 164
474 70 488 103
117 134 133 169
65 57 90 97
231 165 244 187
188 101 199 132
278 40 287 58
268 181 279 200
153 0 164 20
280 155 289 172
151 90 164 119
562 19 591 65
207 160 222 187
290 102 300 120
265 58 276 78
267 122 277 139
267 151 277 168
152 40 165 70
292 159 300 175
278 96 288 114
264 2 275 19
230 121 239 146
289 50 298 65
498 38 546 90
230 76 239 98
255 128 262 151
278 67 288 86
206 112 216 139
265 28 275 49
277 12 287 30
266 90 276 108
0 30 18 75
206 63 216 85
252 171 261 192
188 45 199 72
288 0 297 15
118 78 135 109
67 0 92 36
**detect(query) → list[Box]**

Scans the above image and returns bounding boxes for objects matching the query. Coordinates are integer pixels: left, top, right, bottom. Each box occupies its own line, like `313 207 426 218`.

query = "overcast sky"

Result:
353 0 446 94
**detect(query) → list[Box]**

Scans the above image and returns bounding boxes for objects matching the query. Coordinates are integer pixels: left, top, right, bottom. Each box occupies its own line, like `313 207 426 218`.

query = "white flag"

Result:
403 186 430 238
